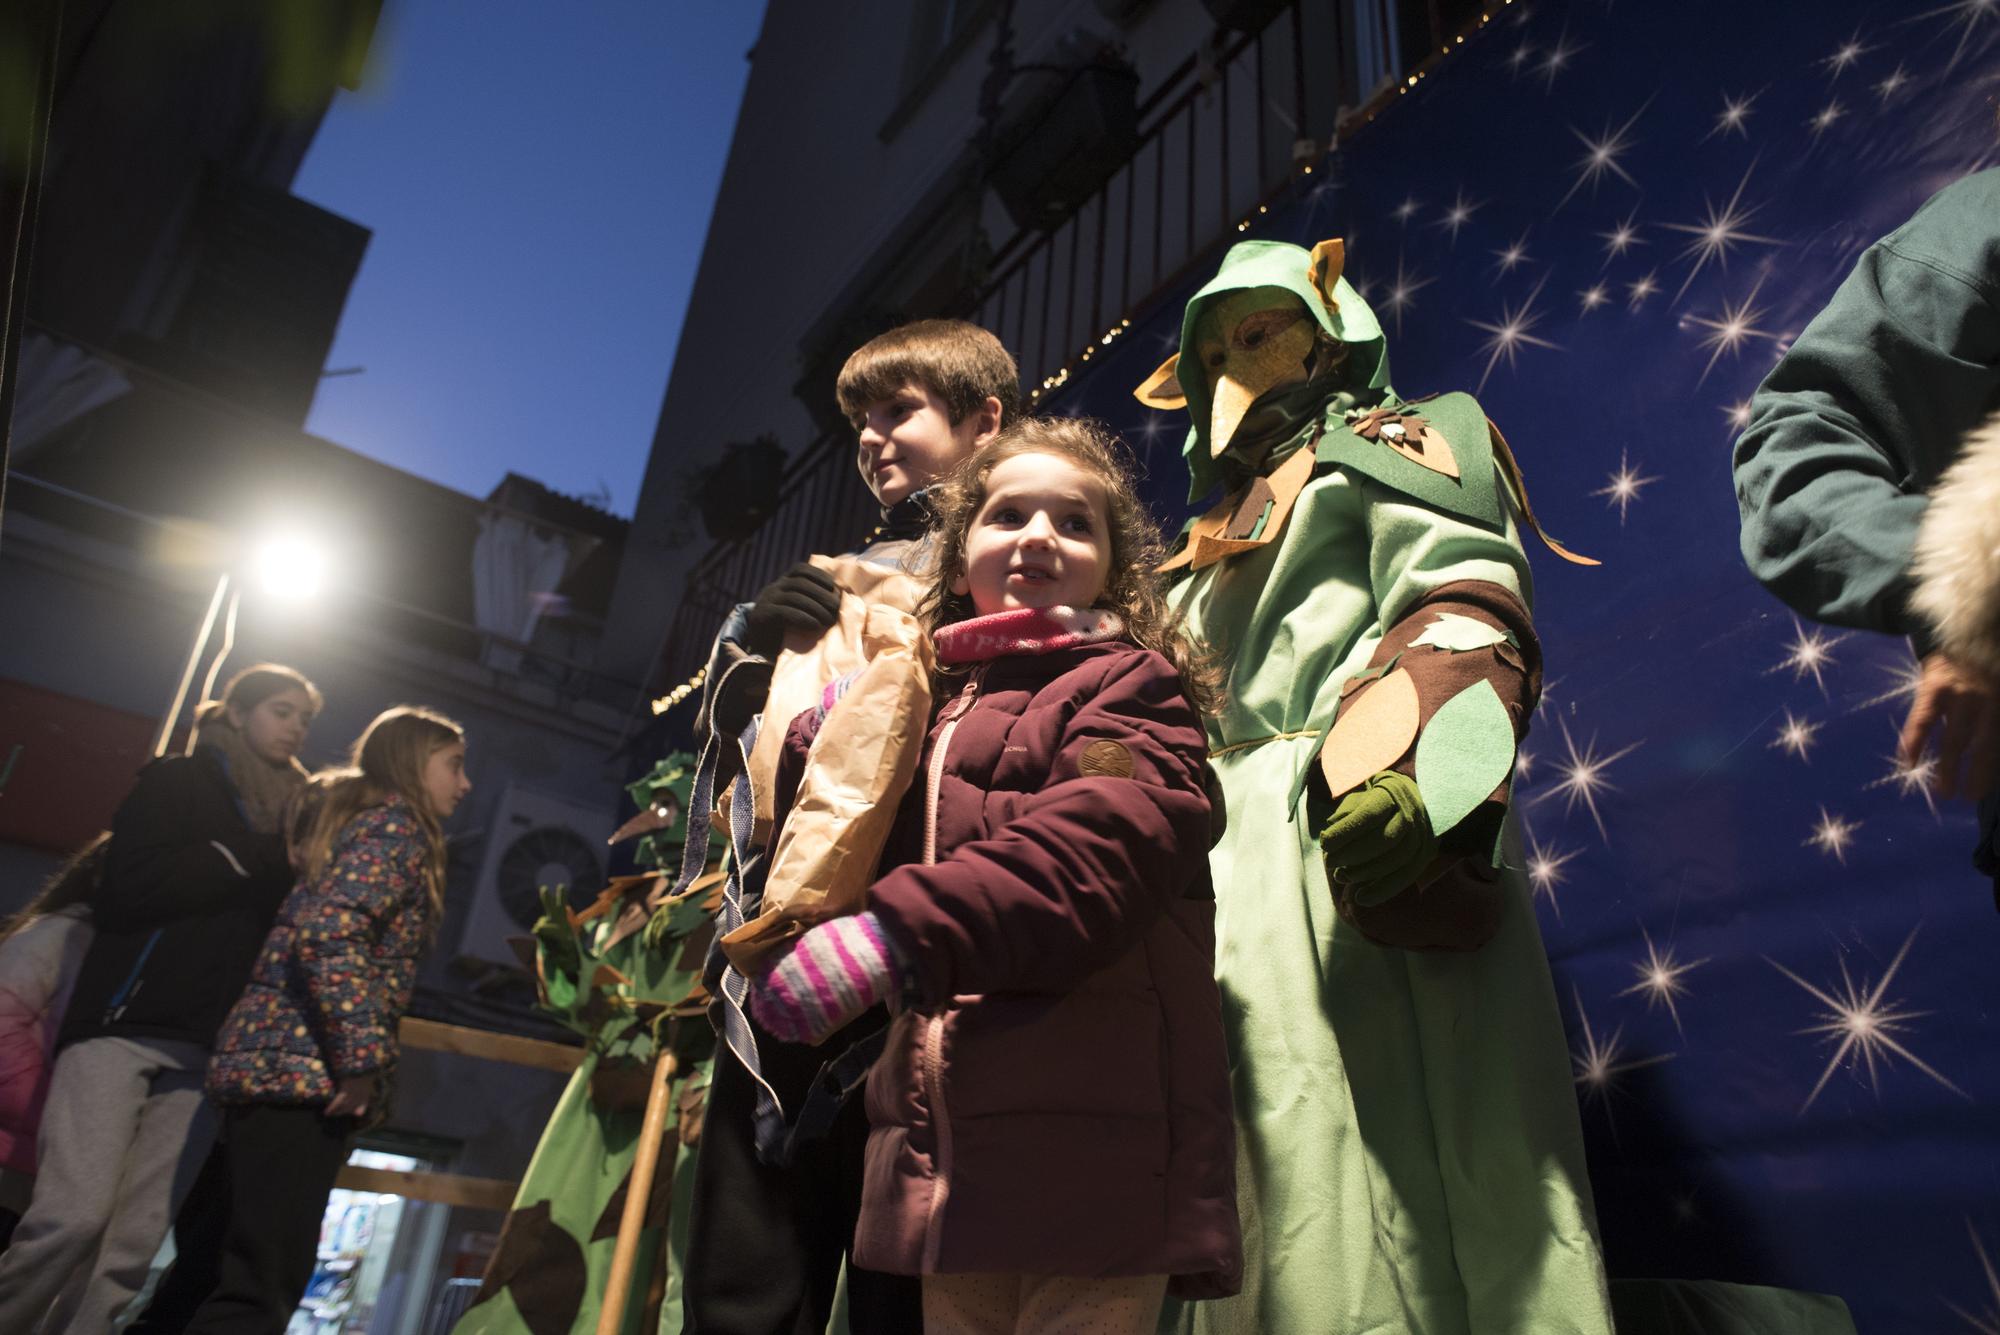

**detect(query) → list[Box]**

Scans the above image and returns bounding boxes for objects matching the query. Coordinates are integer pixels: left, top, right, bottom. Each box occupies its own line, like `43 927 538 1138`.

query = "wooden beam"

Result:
334 1165 518 1212
398 1017 583 1074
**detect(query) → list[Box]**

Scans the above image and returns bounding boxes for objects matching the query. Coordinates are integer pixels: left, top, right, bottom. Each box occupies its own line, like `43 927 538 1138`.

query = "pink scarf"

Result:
932 606 1126 666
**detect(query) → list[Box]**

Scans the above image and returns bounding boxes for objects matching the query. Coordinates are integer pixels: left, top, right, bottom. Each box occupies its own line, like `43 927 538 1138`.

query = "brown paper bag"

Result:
741 555 925 846
720 565 932 972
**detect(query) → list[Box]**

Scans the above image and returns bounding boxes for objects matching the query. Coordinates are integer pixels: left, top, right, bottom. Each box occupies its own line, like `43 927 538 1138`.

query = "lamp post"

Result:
151 534 329 757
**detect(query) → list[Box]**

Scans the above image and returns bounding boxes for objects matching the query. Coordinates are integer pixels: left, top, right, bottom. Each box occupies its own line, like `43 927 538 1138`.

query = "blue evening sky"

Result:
293 2 767 518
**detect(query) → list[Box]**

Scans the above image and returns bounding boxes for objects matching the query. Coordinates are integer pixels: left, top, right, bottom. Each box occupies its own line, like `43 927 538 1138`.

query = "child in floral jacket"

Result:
189 706 471 1334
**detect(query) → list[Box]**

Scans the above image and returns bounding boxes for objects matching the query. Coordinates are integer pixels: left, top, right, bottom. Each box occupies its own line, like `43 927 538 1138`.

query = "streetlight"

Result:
151 531 331 756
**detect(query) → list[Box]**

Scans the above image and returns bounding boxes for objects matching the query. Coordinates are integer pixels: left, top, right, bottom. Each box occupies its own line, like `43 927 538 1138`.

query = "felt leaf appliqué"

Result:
1413 678 1518 836
1319 667 1421 800
1410 613 1512 654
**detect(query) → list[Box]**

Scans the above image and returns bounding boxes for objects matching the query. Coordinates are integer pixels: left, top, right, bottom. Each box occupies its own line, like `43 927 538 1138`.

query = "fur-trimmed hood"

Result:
1911 410 2000 675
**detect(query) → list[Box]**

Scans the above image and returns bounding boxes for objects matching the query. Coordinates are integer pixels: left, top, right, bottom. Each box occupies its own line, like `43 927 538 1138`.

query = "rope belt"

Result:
1210 727 1320 760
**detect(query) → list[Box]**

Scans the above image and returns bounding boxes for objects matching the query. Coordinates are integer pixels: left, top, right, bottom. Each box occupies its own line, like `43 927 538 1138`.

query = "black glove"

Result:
742 562 841 659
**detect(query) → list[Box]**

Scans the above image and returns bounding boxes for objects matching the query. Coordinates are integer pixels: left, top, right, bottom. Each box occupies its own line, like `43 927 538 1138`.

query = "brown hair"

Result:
0 833 110 945
194 662 322 729
836 319 1021 427
295 707 463 925
921 417 1222 716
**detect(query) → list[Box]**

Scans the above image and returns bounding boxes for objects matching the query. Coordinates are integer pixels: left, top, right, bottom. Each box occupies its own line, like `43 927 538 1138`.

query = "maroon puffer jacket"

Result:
778 639 1241 1297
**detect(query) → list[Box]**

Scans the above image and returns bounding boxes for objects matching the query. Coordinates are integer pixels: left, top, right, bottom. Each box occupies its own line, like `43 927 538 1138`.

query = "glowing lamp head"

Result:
252 534 329 600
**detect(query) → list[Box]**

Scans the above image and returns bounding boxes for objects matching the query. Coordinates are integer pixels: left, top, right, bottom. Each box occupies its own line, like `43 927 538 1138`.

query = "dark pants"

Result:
681 1010 920 1335
126 1143 230 1334
183 1105 355 1335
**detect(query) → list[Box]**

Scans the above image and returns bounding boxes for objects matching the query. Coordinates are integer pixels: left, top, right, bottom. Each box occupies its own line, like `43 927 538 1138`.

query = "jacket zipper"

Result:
918 664 982 1270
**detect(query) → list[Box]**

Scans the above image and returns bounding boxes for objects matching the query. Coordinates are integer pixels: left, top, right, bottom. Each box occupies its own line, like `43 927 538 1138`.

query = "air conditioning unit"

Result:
456 785 615 967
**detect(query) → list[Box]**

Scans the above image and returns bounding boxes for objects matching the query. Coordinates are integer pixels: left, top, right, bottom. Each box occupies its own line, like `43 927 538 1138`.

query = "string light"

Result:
1024 1 1503 403
651 664 706 716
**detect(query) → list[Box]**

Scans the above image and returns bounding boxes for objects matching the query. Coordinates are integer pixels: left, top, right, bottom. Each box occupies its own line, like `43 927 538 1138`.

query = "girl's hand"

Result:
325 1073 378 1119
749 912 903 1045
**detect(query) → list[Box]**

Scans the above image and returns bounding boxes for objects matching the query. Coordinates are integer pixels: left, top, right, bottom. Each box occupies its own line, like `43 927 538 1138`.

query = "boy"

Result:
682 318 1017 1335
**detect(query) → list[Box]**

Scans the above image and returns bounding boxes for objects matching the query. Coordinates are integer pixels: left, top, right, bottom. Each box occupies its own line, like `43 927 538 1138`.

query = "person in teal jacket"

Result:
1734 167 2000 809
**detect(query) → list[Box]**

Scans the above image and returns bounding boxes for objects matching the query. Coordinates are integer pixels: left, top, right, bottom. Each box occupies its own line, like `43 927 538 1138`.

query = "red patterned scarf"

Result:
932 606 1126 666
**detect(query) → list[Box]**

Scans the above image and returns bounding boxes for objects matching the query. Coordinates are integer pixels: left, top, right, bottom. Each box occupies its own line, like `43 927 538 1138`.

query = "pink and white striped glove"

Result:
749 912 904 1045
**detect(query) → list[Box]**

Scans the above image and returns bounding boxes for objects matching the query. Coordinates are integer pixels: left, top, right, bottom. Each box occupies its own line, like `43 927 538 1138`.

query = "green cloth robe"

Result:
1163 462 1613 1335
1158 240 1614 1335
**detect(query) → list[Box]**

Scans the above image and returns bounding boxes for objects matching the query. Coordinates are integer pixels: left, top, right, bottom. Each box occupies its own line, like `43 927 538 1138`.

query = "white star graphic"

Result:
1821 33 1873 75
1898 0 1999 72
1598 209 1646 266
1854 651 1925 712
1392 195 1421 223
1626 270 1660 310
1807 99 1847 137
1874 63 1911 102
1591 449 1659 524
1723 398 1754 430
1805 806 1862 863
1662 166 1785 299
1773 615 1848 695
1467 274 1561 392
1534 718 1641 842
1432 189 1482 246
1380 255 1435 336
1946 1217 2000 1334
1579 282 1612 313
1684 273 1776 383
1618 928 1708 1035
1516 746 1536 783
1569 985 1674 1136
1507 40 1536 74
1704 89 1758 141
1869 746 1942 820
1490 232 1534 278
1536 674 1560 720
1767 925 1968 1112
1559 107 1646 208
1525 831 1579 919
1537 30 1585 90
1771 708 1821 761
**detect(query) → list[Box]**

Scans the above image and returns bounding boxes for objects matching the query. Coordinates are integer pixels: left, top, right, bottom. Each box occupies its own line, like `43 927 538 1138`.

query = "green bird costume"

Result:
1146 239 1615 1335
453 757 723 1335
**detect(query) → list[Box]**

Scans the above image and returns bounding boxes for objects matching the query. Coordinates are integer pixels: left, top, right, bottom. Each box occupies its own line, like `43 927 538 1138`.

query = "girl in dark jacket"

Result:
185 705 470 1335
749 418 1241 1333
0 663 318 1335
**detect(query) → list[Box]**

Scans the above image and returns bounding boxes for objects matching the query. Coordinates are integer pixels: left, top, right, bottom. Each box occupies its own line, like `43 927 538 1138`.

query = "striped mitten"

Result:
749 912 903 1045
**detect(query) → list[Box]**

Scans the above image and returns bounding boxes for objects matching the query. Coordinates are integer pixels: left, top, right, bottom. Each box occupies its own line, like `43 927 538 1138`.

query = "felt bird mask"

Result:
1136 236 1391 501
1190 288 1319 458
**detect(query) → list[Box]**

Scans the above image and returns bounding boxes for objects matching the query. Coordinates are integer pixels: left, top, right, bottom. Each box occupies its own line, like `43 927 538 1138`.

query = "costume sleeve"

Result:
95 762 286 931
1734 209 2000 641
1326 479 1539 852
292 811 427 1078
867 653 1211 1007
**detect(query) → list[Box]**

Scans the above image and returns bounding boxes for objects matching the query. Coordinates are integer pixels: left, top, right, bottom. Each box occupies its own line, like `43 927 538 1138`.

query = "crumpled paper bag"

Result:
721 557 932 971
740 555 924 845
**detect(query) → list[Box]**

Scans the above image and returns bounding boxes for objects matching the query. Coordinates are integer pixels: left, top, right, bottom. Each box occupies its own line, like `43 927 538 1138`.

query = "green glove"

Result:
1319 771 1438 906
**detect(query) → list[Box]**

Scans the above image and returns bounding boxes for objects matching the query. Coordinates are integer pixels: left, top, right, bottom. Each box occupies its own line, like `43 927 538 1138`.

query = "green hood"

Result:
1175 239 1391 499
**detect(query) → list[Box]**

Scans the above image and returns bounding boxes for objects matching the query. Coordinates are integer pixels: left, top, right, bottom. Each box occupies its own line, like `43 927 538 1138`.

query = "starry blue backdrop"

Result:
1047 2 2000 1330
